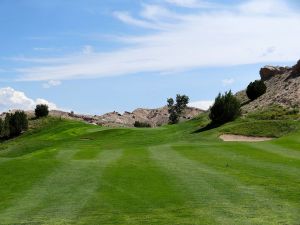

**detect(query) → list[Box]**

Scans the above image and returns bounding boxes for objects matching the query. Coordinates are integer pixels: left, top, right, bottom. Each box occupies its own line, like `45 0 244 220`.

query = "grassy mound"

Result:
0 115 299 224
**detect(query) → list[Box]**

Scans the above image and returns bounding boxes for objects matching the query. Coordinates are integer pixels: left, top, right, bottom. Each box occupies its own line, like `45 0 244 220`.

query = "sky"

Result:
0 0 300 114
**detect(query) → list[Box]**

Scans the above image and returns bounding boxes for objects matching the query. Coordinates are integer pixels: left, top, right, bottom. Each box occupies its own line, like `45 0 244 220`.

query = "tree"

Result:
35 104 49 118
246 80 267 101
209 91 241 125
167 94 189 124
9 111 28 137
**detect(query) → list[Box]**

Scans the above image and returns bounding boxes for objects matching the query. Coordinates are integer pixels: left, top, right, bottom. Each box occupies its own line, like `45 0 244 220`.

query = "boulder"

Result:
260 66 287 81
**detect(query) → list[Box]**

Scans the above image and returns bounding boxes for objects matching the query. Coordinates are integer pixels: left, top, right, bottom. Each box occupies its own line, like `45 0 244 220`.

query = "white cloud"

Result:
33 47 61 52
189 100 214 110
222 78 235 86
165 0 216 8
238 0 290 15
165 0 198 7
113 11 165 30
42 80 62 88
0 87 58 113
13 0 300 81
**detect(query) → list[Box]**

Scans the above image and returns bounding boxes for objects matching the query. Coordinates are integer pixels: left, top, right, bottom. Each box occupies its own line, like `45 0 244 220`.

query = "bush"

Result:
35 104 49 118
209 91 241 125
246 80 267 101
134 121 151 128
167 94 189 124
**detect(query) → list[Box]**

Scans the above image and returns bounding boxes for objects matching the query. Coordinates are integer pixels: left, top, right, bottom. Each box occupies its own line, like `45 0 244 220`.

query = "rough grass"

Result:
0 115 299 224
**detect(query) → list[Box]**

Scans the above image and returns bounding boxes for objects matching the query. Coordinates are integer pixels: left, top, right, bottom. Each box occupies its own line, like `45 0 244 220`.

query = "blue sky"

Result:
0 0 299 114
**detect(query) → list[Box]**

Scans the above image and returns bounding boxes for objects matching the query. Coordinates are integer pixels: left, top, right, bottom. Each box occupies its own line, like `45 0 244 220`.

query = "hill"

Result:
0 112 300 224
236 60 300 113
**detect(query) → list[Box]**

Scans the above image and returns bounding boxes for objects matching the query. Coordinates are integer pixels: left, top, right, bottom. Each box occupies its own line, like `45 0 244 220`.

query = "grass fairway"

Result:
0 116 300 224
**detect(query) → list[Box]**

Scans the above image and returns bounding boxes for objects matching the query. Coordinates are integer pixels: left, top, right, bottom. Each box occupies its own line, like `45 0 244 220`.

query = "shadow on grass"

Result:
192 122 220 133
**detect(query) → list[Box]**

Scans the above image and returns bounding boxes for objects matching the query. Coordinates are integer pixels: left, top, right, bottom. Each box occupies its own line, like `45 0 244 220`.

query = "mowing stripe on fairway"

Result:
149 145 299 225
74 148 207 225
0 149 123 225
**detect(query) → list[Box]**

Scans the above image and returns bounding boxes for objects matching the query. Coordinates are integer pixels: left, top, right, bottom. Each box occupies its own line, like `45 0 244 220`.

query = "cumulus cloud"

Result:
12 0 300 81
0 87 58 113
188 100 214 110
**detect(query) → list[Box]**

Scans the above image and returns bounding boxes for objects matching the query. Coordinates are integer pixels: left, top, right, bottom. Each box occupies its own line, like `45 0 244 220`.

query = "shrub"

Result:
134 121 151 128
167 94 189 124
246 80 267 101
209 91 241 125
35 104 49 118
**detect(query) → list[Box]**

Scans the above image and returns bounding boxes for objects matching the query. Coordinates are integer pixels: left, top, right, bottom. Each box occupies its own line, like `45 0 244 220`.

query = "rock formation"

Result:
236 60 300 113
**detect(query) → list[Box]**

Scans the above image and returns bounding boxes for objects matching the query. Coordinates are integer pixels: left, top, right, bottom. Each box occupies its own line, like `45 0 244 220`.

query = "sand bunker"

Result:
220 134 274 142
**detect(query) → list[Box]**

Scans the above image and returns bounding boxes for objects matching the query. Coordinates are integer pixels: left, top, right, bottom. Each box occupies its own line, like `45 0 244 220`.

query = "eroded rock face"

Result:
259 66 288 81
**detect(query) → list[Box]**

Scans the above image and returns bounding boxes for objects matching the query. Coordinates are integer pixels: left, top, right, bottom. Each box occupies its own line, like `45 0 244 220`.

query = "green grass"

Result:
0 114 300 224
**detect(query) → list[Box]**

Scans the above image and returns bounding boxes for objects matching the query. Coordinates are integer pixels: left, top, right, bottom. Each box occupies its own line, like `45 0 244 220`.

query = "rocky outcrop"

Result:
259 66 290 81
237 60 300 113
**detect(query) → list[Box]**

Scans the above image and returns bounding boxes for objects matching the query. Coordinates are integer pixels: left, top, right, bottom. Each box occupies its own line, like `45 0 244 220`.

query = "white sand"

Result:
220 134 274 142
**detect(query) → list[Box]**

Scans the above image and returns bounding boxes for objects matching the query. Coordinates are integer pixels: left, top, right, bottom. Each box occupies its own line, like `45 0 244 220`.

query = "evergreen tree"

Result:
246 80 267 101
0 118 3 138
2 113 11 139
209 91 241 125
9 111 28 137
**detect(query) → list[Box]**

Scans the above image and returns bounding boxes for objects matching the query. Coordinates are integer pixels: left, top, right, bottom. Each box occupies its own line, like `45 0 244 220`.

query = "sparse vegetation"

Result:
209 90 241 125
167 94 189 124
35 104 49 118
246 105 300 120
246 80 267 101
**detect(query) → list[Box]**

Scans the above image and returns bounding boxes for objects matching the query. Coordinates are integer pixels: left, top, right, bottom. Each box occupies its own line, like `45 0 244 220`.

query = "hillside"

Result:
0 113 300 224
236 60 300 113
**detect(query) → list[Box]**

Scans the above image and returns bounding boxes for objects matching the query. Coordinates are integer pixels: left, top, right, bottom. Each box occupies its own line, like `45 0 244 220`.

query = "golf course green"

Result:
0 113 299 224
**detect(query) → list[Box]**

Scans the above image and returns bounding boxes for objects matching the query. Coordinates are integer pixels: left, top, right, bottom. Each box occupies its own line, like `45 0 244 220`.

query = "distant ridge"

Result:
0 106 204 128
